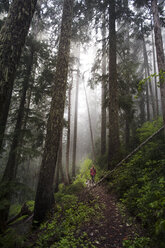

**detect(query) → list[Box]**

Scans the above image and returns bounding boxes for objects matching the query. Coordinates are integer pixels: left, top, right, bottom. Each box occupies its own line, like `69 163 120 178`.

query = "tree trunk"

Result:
101 12 107 156
139 92 146 124
72 45 80 178
142 34 156 119
0 0 37 153
125 110 130 148
33 0 74 224
54 133 63 193
124 0 131 149
2 48 34 182
66 82 72 184
152 30 159 117
151 0 165 132
108 0 120 168
83 80 96 161
0 46 34 232
145 68 150 121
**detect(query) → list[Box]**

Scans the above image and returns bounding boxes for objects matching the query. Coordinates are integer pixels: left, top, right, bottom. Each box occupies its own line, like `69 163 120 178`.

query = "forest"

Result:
0 0 165 247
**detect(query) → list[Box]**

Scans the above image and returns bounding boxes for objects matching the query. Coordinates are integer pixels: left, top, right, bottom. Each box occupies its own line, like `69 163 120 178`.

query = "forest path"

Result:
83 185 136 248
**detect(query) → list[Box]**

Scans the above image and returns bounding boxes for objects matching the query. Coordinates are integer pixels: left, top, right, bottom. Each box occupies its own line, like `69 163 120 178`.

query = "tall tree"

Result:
66 81 72 184
0 45 34 231
101 12 107 156
83 80 96 161
54 132 63 193
0 0 37 152
142 31 156 119
108 0 120 168
151 0 165 129
2 46 34 183
72 44 80 178
152 29 159 117
33 0 74 224
134 0 165 130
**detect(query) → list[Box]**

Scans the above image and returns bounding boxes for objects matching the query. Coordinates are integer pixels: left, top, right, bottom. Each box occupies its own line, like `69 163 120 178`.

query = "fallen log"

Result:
7 202 33 225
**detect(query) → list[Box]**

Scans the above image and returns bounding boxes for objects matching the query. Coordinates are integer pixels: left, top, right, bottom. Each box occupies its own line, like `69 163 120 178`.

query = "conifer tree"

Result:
101 11 107 156
0 0 37 152
33 0 74 224
108 0 120 167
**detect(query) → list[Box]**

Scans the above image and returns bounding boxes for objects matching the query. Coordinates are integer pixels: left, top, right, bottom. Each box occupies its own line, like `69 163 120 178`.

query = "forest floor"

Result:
78 184 142 248
10 184 143 247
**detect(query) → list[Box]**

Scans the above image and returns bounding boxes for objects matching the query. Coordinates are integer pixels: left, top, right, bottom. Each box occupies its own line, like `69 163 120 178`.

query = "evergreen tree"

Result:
0 0 37 152
134 0 165 132
108 0 120 168
33 0 74 224
101 11 107 156
72 43 80 178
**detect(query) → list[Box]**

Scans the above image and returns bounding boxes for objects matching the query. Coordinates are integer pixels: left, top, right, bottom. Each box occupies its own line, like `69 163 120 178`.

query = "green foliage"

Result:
35 182 100 248
0 228 24 248
109 119 165 247
9 204 22 218
136 70 165 98
137 117 163 142
73 158 102 185
26 200 35 212
123 236 150 248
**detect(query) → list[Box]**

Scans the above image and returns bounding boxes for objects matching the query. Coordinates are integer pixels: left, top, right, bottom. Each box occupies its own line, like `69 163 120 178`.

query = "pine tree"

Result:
108 0 120 168
0 0 37 152
33 0 74 224
72 44 80 178
101 11 107 156
151 0 165 129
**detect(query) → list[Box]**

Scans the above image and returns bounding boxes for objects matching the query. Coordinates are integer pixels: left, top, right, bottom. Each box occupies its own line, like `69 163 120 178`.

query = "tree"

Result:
33 0 74 224
142 29 156 119
0 44 34 231
54 132 63 192
0 0 37 152
83 79 96 161
65 82 72 184
108 0 120 167
2 45 34 183
152 29 159 117
72 44 80 178
134 0 165 132
151 0 165 130
101 11 107 156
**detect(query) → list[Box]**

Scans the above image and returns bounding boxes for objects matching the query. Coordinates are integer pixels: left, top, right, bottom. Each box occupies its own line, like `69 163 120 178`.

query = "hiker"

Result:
90 165 96 184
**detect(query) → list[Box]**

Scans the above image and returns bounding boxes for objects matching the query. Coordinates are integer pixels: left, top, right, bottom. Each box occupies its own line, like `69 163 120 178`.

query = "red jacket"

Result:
90 167 96 176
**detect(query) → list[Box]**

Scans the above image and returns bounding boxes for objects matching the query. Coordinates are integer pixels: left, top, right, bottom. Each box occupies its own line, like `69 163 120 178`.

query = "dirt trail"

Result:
83 185 136 248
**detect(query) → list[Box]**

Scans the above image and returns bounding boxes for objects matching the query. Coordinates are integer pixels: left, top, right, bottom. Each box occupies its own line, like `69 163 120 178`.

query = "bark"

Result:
72 47 80 178
0 0 37 153
108 0 120 168
152 30 159 117
124 1 131 149
139 92 146 124
142 34 156 119
33 0 74 224
66 83 72 184
101 12 107 156
7 202 33 225
125 110 130 148
151 0 165 132
145 68 150 121
83 81 96 161
2 48 34 182
0 48 34 231
54 133 63 193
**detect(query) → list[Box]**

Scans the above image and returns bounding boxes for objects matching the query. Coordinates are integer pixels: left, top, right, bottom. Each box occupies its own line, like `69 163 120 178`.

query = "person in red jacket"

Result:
90 165 96 184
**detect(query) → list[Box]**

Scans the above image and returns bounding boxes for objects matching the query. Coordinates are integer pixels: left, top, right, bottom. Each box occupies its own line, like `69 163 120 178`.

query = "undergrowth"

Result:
34 179 102 247
108 117 165 248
